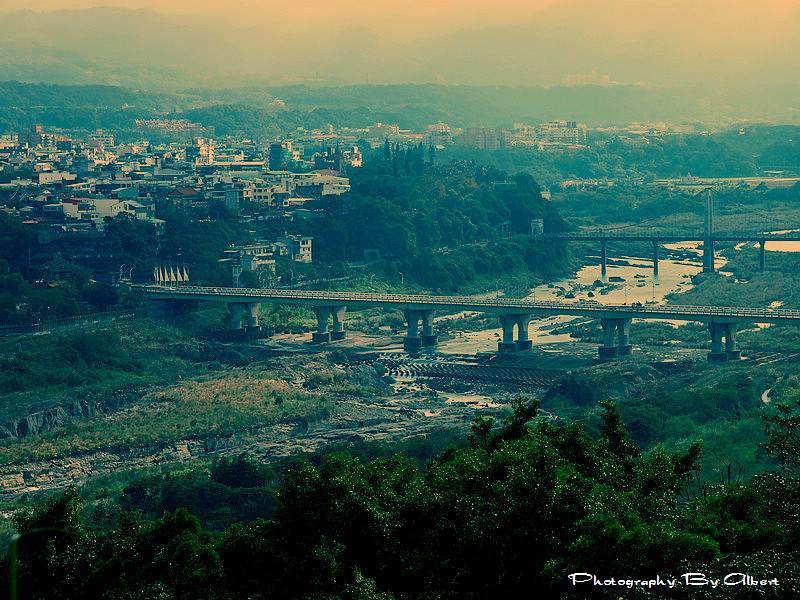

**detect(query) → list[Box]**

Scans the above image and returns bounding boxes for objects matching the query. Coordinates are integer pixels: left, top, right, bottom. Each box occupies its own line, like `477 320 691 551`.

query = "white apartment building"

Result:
275 234 312 263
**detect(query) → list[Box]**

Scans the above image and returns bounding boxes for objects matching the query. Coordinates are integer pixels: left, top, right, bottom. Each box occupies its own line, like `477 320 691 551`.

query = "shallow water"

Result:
435 247 707 355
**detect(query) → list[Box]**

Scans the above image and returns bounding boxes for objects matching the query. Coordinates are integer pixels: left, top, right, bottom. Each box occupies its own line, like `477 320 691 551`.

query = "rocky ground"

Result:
0 326 714 504
0 394 483 501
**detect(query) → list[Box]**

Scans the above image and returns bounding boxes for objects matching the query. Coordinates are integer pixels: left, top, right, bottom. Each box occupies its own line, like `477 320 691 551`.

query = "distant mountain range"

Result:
1 80 798 133
0 7 256 90
0 1 798 127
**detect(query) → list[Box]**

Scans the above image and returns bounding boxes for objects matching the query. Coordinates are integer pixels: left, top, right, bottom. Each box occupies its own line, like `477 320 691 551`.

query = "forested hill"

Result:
295 160 571 291
0 81 167 132
0 81 154 108
2 81 800 134
7 399 800 598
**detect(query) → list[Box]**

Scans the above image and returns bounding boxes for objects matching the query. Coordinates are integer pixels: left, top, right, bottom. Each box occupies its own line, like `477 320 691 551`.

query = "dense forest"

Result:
3 400 800 599
292 156 571 291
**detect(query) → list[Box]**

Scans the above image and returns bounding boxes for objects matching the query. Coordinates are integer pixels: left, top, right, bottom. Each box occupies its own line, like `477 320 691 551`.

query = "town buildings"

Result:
0 114 589 285
0 125 363 284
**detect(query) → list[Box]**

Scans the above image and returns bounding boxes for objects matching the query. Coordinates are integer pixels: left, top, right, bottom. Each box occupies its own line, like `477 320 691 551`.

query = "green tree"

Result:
763 398 800 476
9 487 85 600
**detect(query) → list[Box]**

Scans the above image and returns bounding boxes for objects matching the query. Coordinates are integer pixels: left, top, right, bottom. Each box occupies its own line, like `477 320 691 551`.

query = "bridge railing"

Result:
138 285 800 321
540 230 800 241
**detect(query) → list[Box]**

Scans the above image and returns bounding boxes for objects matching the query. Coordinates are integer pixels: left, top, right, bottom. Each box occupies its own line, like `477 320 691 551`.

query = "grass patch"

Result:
0 368 334 465
0 322 201 415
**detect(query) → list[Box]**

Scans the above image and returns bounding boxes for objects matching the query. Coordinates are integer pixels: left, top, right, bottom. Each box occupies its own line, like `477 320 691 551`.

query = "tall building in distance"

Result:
456 128 502 150
427 122 452 147
269 142 293 170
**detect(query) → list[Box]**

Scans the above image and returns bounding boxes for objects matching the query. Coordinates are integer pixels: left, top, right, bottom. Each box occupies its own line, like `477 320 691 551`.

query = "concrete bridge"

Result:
138 285 800 363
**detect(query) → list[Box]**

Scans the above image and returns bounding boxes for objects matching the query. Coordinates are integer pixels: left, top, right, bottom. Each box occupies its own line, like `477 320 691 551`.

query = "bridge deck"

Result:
139 285 800 325
541 231 800 242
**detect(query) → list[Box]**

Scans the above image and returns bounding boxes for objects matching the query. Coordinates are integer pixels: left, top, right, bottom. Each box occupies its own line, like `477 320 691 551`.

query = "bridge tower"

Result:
703 188 715 273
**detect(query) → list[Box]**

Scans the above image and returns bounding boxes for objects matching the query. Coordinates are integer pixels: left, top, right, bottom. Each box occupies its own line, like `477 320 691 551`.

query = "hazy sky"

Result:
5 0 795 17
1 0 798 88
0 0 562 35
4 0 797 43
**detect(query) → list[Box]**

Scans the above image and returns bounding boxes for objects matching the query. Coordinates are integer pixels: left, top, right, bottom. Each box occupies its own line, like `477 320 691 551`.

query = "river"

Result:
433 246 706 355
433 237 800 355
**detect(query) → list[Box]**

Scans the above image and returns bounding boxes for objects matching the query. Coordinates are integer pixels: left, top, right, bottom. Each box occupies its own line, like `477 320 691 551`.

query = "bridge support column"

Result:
228 302 246 329
759 240 766 272
703 188 715 273
246 302 261 329
330 306 347 341
515 314 533 350
707 322 728 362
600 240 607 278
652 241 659 277
312 306 332 343
599 318 618 359
703 240 715 273
599 318 632 359
617 318 632 356
420 310 438 346
498 314 517 352
403 309 423 351
725 323 740 360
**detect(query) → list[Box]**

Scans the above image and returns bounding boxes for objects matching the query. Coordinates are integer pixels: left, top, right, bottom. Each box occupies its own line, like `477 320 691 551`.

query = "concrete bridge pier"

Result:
600 240 607 278
498 314 517 352
617 318 632 355
312 306 348 342
312 306 332 343
403 309 423 351
708 322 740 362
703 240 715 273
599 318 617 359
599 317 632 359
228 302 246 329
708 322 728 362
330 306 347 341
246 302 261 329
703 188 715 274
420 311 438 346
497 314 532 352
652 241 659 277
725 324 740 360
515 314 533 350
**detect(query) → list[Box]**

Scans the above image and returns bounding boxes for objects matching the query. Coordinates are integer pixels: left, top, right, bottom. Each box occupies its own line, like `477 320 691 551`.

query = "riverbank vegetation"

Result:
0 324 195 416
0 323 390 465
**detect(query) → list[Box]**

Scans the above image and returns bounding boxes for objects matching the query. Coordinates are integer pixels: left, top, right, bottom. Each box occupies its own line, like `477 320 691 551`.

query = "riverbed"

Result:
433 246 707 355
